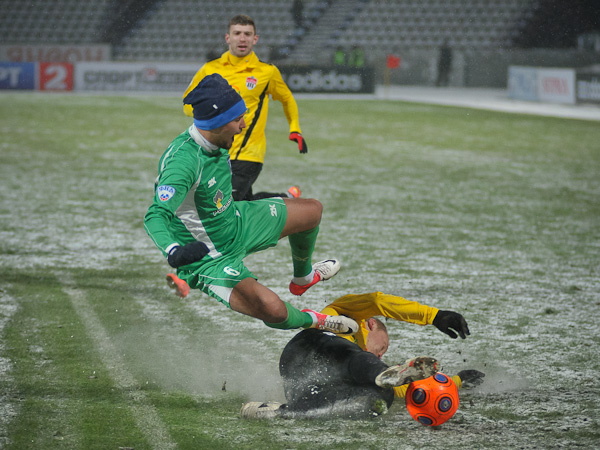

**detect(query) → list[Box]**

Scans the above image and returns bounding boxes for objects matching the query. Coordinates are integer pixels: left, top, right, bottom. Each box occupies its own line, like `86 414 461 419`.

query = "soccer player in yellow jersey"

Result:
183 14 306 202
241 291 485 419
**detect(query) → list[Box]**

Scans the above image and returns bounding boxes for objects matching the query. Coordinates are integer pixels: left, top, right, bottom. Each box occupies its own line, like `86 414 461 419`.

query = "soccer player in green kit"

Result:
144 74 357 335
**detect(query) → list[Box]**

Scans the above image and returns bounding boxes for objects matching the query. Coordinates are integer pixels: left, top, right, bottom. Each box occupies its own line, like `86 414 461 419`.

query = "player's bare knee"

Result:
304 198 323 224
312 198 323 217
283 198 322 232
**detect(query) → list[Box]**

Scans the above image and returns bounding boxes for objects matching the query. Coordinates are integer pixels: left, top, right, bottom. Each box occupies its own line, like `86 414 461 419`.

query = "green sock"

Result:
288 226 319 277
264 302 314 330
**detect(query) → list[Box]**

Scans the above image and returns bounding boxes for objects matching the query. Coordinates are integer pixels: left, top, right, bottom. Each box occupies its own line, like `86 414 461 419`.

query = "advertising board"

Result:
74 62 198 92
0 62 73 90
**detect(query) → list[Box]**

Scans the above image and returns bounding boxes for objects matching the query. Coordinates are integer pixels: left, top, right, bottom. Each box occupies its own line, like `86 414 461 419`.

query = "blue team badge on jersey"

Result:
157 185 175 201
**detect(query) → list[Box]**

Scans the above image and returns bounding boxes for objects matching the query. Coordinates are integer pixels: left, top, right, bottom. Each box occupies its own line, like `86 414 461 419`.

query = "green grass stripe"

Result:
62 275 177 450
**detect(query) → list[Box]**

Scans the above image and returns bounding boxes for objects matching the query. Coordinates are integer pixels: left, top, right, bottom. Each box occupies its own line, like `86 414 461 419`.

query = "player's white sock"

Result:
291 269 316 286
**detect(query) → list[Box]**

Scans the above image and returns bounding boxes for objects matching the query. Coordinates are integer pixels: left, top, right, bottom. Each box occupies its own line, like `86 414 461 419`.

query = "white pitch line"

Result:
0 291 19 447
64 285 177 450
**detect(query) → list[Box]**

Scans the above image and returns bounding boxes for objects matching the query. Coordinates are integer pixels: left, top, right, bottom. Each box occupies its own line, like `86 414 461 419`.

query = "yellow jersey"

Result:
183 51 301 164
320 292 462 397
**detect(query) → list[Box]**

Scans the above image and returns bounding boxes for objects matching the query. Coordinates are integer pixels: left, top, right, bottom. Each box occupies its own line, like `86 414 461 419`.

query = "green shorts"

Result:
178 198 287 307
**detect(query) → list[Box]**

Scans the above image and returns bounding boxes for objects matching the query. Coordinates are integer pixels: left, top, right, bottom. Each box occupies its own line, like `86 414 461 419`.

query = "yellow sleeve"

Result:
451 375 463 389
321 292 439 325
267 65 301 133
183 64 209 117
320 292 439 351
393 384 409 398
393 375 463 399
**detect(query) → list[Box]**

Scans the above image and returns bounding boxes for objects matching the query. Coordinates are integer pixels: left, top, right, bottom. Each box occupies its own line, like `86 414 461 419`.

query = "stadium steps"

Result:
287 0 369 65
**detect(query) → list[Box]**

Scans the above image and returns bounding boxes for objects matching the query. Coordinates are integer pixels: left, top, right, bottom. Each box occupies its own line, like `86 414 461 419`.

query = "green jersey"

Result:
144 125 240 259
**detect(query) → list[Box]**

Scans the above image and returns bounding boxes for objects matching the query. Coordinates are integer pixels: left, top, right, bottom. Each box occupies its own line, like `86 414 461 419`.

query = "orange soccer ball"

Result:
405 372 460 426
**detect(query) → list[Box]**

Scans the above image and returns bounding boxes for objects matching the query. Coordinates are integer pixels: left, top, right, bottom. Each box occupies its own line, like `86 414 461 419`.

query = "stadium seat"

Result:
0 0 538 61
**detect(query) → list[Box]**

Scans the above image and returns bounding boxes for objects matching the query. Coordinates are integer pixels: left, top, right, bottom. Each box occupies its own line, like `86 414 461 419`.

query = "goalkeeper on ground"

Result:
241 292 485 419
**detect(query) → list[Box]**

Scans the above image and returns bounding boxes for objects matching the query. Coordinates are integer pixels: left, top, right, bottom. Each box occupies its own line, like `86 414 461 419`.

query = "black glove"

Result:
167 241 209 268
457 369 485 388
432 310 470 339
289 132 308 153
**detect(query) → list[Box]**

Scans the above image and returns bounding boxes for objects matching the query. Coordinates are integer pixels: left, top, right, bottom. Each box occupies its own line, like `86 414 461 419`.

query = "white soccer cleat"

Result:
240 401 283 419
375 356 440 388
302 309 358 335
312 259 341 281
289 259 341 296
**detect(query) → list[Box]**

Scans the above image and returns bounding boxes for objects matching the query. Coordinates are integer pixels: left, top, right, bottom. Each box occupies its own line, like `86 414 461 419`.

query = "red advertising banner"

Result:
39 62 74 91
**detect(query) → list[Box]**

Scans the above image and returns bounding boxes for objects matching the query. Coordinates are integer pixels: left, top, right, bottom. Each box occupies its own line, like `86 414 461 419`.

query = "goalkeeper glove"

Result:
432 310 470 339
167 241 209 268
457 369 485 388
289 132 308 153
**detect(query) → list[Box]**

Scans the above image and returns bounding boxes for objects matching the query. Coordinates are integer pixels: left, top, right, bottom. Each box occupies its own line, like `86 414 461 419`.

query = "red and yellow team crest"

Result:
246 76 257 90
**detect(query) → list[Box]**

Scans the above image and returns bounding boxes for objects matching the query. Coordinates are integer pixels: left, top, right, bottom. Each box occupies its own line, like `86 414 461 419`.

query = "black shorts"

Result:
230 160 263 201
230 160 288 201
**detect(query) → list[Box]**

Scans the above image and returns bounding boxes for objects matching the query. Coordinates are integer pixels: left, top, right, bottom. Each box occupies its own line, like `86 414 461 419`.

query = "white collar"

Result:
189 125 219 153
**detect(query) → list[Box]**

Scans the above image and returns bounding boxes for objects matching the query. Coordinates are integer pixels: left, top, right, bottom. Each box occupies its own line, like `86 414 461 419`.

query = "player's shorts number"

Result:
224 266 240 276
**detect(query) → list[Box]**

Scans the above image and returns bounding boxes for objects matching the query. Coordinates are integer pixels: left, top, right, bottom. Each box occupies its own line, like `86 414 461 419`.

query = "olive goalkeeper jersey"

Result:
144 125 238 258
183 51 301 164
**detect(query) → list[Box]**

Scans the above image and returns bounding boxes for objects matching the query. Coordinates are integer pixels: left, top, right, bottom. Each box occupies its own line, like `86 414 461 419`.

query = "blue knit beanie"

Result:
183 74 246 130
